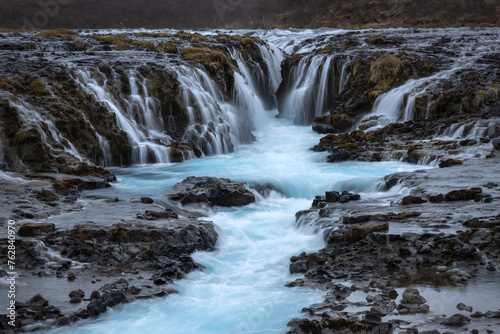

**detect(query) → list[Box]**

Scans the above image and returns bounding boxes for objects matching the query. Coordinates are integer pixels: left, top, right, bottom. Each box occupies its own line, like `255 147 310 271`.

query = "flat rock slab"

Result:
169 176 255 207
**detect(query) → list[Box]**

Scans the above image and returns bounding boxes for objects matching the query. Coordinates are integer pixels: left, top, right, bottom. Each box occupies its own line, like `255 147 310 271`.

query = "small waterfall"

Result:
256 42 284 95
176 65 239 155
438 119 500 140
338 57 351 94
280 54 335 124
9 99 85 163
74 69 172 164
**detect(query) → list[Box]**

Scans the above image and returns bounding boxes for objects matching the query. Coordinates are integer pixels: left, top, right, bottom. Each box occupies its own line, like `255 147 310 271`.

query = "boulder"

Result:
492 137 500 150
169 176 255 207
445 188 482 201
440 313 470 326
402 196 426 205
18 223 56 236
439 158 463 168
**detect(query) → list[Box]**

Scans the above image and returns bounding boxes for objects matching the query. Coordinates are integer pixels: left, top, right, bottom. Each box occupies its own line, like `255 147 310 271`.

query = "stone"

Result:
456 303 472 312
439 158 463 168
440 313 470 326
402 196 426 205
492 137 500 150
87 300 106 317
141 196 154 204
169 176 255 207
108 196 120 203
445 188 482 201
67 271 76 281
429 194 444 203
52 316 71 327
137 209 178 220
17 223 56 236
69 289 85 303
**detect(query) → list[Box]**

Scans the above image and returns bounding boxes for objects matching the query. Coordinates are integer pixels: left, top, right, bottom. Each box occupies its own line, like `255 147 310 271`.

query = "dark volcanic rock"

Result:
169 176 255 207
17 223 56 236
492 137 500 150
440 313 471 326
137 209 179 220
439 158 463 168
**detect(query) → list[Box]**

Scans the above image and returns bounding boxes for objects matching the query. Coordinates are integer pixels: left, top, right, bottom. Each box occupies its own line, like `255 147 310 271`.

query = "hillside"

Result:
0 0 498 30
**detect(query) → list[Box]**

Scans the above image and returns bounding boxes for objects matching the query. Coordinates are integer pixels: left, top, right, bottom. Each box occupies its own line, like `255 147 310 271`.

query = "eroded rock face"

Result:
169 176 256 207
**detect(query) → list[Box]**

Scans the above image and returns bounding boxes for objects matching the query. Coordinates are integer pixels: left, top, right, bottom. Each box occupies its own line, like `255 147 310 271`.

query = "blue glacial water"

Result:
46 112 421 334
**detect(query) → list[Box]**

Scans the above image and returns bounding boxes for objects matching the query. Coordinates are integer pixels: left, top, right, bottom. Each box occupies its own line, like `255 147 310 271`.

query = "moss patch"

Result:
36 28 78 38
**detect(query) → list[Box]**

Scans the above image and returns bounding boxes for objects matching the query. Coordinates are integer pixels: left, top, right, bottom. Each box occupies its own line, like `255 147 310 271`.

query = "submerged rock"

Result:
169 176 255 207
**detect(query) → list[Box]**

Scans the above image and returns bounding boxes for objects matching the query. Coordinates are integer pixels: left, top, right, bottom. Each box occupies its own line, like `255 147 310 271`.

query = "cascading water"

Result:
9 99 85 163
279 54 335 124
74 69 173 164
41 32 424 334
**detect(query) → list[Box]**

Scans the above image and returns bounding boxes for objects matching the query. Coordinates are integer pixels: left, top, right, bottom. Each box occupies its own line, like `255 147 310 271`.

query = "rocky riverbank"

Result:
0 174 258 332
286 156 500 333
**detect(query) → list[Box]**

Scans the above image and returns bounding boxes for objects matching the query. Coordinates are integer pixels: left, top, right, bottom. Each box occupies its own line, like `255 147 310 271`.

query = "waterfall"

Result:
338 57 351 94
74 69 172 164
256 42 284 95
176 65 239 155
279 54 335 124
9 99 85 163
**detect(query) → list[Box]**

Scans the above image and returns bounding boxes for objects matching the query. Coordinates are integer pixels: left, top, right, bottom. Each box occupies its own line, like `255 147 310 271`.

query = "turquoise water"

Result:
46 112 421 334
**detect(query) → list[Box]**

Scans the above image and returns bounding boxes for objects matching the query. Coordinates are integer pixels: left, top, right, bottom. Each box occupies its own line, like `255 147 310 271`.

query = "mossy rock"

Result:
94 33 131 45
116 43 131 51
36 28 78 39
18 223 56 236
73 39 86 51
157 42 177 54
370 54 402 90
134 32 172 38
230 35 259 46
29 78 46 95
131 40 155 50
181 47 233 76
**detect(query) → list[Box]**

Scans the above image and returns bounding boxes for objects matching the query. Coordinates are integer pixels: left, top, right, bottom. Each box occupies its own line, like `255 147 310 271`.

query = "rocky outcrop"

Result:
0 31 270 175
169 176 256 207
287 158 500 333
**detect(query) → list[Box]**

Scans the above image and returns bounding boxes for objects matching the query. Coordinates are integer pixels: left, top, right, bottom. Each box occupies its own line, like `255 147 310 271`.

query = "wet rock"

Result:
429 194 445 203
471 311 484 318
401 288 427 304
136 209 179 220
169 176 255 207
67 271 76 281
445 188 482 201
18 223 56 236
69 289 85 303
402 196 427 205
484 310 500 318
52 316 71 327
328 222 389 244
108 196 120 203
492 137 500 150
34 190 58 202
382 287 398 299
141 196 154 204
397 289 429 314
457 303 473 312
326 147 356 162
439 158 463 168
440 313 471 326
101 289 131 307
87 299 107 317
22 294 49 311
52 260 72 271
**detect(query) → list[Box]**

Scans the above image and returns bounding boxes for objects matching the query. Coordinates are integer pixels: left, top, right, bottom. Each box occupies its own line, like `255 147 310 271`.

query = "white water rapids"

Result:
44 111 419 334
28 27 500 333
